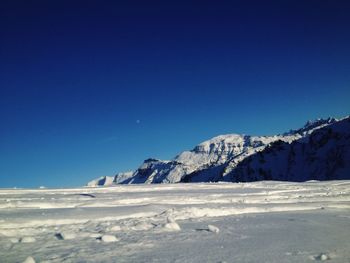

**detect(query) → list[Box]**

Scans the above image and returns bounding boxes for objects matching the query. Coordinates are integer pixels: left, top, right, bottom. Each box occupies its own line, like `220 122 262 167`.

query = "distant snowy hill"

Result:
87 172 133 186
87 116 349 186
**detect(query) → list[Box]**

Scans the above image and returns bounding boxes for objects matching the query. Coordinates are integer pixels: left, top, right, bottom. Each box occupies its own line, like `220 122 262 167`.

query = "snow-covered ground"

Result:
1 181 350 263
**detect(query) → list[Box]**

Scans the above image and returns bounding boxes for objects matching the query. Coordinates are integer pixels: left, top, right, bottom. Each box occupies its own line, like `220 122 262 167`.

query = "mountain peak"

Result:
303 117 337 130
284 117 338 136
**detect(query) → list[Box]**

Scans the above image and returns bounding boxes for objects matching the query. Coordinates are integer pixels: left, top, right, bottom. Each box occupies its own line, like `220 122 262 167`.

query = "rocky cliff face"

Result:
88 116 349 186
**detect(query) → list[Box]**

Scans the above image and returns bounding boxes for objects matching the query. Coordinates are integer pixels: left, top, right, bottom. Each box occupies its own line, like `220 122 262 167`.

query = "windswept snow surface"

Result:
1 181 350 262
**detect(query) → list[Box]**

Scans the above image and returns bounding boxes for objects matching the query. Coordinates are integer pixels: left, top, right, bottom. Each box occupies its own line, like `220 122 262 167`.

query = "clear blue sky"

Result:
1 1 349 188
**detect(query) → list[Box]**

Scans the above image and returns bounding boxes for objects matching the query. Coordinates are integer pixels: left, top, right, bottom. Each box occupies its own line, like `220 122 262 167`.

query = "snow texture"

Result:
101 235 118 243
20 237 36 243
56 231 76 240
1 181 350 262
207 224 220 234
162 217 181 231
22 256 35 263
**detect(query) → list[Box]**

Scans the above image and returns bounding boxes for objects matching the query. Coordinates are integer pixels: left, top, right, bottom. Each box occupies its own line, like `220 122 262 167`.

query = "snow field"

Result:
0 181 349 262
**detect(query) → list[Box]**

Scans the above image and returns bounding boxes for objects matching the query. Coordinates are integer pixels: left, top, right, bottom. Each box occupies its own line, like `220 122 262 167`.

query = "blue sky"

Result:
1 1 349 187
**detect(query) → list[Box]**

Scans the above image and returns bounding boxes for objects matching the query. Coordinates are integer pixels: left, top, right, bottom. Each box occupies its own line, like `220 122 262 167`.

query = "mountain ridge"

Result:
87 116 349 186
225 117 350 182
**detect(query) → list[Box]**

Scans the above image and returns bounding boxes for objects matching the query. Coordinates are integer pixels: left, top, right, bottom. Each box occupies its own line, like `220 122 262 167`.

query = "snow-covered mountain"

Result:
87 116 349 186
87 172 133 186
224 116 350 182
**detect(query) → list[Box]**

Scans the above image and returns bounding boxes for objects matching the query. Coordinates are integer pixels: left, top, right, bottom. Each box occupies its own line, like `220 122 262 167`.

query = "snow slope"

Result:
1 181 350 262
88 117 346 185
225 117 350 182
